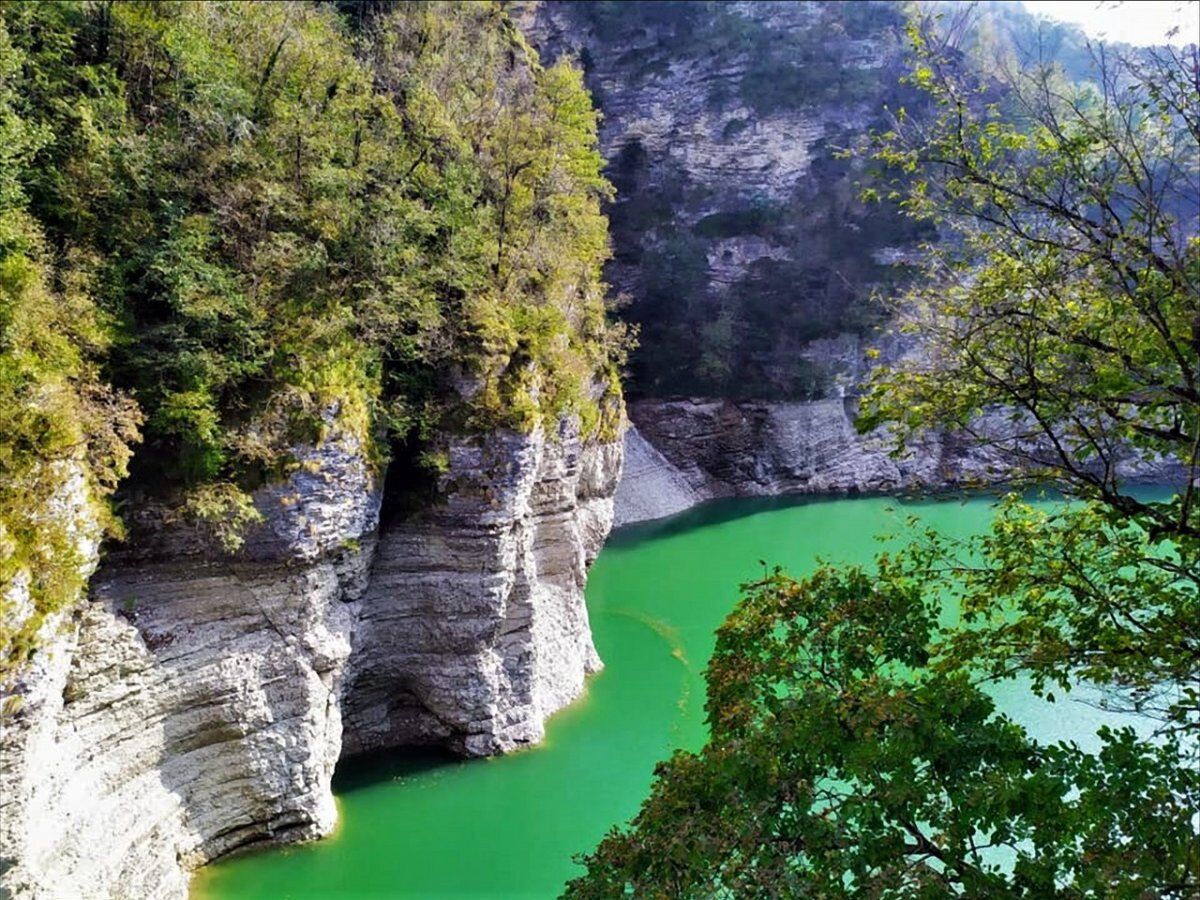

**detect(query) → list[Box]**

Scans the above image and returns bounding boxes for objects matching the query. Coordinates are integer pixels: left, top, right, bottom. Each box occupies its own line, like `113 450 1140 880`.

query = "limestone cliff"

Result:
0 420 622 899
614 397 1184 528
0 432 379 899
344 420 619 757
613 396 949 528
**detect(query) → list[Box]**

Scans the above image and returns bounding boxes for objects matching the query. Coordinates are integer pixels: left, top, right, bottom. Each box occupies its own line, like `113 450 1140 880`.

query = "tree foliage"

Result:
0 0 625 676
569 551 1199 898
0 17 139 676
565 15 1199 899
860 17 1199 527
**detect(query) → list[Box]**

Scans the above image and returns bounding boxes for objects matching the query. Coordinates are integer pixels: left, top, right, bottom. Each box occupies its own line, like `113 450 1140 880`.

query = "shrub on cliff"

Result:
0 20 139 680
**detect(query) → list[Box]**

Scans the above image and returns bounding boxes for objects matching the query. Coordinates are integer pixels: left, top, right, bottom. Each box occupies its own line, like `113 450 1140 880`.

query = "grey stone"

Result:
343 418 619 757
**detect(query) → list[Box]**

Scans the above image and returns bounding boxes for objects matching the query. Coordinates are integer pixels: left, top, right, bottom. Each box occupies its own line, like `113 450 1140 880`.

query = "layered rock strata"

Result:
0 421 623 899
0 434 379 899
613 397 947 527
0 548 368 899
344 420 621 757
614 397 1185 528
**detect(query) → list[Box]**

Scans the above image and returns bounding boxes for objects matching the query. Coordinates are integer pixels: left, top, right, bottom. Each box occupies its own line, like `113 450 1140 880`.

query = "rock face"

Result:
614 397 1186 528
613 398 949 527
0 550 368 900
0 432 379 899
613 425 704 528
344 419 621 757
520 1 925 399
0 421 623 899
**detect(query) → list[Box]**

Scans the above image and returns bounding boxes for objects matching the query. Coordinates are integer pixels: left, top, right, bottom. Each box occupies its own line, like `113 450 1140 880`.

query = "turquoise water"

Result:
196 492 1136 899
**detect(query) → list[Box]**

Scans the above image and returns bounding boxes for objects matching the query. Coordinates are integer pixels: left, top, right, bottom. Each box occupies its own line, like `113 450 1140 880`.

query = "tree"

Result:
0 0 625 670
0 17 139 678
564 15 1199 899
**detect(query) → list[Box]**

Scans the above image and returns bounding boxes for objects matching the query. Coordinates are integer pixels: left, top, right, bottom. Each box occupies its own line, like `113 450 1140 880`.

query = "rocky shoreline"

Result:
615 397 1186 528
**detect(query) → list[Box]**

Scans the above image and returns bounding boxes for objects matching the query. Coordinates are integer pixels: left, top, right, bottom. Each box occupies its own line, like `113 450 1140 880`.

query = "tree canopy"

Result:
0 0 625 677
565 15 1199 899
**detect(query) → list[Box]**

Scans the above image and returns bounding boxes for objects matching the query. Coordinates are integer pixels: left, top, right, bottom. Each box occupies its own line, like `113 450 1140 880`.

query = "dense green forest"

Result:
0 0 625 675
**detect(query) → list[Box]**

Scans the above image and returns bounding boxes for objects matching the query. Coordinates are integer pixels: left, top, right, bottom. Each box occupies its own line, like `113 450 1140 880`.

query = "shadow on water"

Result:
607 486 1005 548
332 747 461 796
604 480 1154 550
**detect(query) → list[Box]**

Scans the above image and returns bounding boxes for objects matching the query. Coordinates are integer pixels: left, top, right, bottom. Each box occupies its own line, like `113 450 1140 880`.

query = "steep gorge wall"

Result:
343 421 621 758
520 0 923 400
522 3 1179 530
0 433 379 898
0 547 367 899
613 398 942 528
0 422 622 899
522 1 962 527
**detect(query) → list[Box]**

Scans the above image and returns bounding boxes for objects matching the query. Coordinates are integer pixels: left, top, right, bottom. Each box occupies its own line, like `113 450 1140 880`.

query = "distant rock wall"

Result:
520 0 922 398
613 397 952 527
614 396 1185 528
0 420 623 899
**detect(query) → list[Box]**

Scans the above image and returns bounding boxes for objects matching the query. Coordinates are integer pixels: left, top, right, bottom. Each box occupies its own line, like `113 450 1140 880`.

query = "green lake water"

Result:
195 491 1137 900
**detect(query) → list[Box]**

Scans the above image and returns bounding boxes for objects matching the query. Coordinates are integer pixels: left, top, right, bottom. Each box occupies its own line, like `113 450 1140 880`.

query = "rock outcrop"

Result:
613 397 948 527
0 420 623 899
0 547 368 899
612 425 704 528
0 432 379 899
520 1 923 399
344 419 620 757
613 396 1186 528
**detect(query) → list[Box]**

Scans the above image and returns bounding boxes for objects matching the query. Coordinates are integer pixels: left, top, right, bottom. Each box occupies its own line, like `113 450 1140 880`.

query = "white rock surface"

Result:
344 419 622 757
613 396 1185 528
0 435 380 900
0 553 367 900
613 426 702 528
